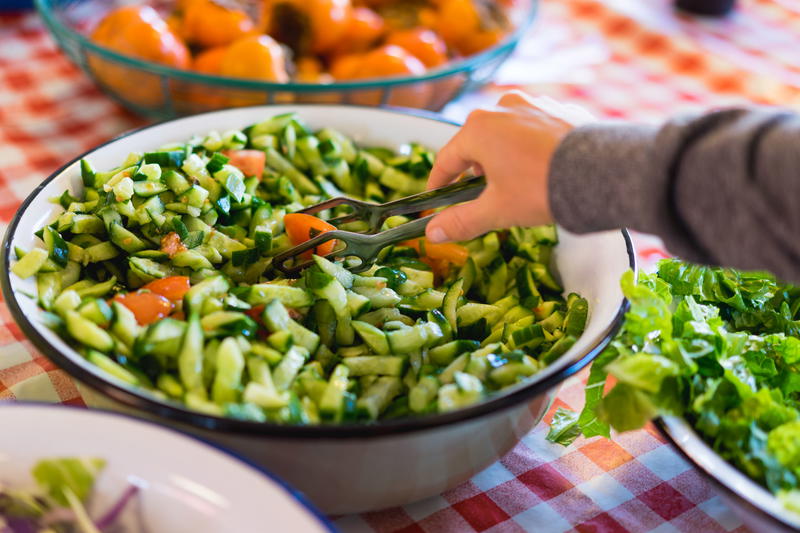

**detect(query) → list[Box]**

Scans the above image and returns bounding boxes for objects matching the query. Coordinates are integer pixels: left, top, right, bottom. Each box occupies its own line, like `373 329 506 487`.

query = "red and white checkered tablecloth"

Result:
2 0 799 530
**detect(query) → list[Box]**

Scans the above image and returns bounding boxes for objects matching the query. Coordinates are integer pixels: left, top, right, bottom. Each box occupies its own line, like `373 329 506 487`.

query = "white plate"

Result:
660 415 800 533
0 403 333 532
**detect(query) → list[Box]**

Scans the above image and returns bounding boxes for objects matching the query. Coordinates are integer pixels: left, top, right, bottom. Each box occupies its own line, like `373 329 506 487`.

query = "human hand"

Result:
425 91 594 243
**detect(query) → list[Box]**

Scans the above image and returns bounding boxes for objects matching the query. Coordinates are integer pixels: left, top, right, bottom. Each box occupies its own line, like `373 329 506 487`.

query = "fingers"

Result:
426 195 500 243
497 90 535 109
426 128 474 190
496 90 594 126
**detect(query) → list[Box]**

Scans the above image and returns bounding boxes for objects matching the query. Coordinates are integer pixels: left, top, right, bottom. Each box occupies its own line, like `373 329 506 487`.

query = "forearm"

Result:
548 108 800 282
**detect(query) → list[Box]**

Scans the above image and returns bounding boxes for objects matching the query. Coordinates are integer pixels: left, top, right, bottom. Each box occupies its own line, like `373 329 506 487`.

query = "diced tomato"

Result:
142 276 191 301
402 238 469 266
114 292 173 325
283 213 337 259
246 304 265 321
160 232 187 259
420 256 451 280
222 149 266 178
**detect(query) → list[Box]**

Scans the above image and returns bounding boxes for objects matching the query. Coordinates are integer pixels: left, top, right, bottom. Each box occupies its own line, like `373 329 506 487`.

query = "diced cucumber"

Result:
133 180 168 197
357 377 401 419
267 330 293 352
352 321 390 354
43 227 69 268
78 298 112 327
409 375 439 413
137 318 186 358
184 275 230 314
387 322 441 353
261 300 320 353
129 257 172 281
352 286 402 308
211 337 245 404
313 255 354 289
564 295 589 337
11 248 48 279
319 364 349 420
53 290 81 317
486 257 508 303
66 310 114 352
439 353 469 384
318 128 358 163
109 223 147 253
516 266 542 308
155 374 184 399
438 372 483 412
533 300 559 320
244 382 289 409
538 311 564 334
343 356 405 377
83 242 119 263
66 276 117 299
36 272 60 311
272 345 309 391
403 289 445 310
530 263 562 292
457 303 501 327
429 340 479 366
110 301 139 348
264 148 319 195
201 311 257 338
86 350 138 385
71 214 105 235
489 353 540 386
307 271 348 317
251 342 284 366
509 324 545 350
540 335 577 365
346 290 371 316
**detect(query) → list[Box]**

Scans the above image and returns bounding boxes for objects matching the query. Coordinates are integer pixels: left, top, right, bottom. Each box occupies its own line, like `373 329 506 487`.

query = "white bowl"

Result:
1 105 636 513
660 415 800 533
0 403 332 532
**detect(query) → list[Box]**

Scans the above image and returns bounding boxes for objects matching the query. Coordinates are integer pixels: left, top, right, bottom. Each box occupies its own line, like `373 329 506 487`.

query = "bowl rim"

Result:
1 103 636 440
0 401 335 532
657 415 800 532
34 0 538 92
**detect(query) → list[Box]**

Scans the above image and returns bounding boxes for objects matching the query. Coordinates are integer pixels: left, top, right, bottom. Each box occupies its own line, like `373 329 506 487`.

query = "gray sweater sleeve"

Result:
548 108 800 282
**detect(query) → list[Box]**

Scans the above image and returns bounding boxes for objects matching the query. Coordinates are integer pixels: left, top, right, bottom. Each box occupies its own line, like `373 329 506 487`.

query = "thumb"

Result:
426 198 499 243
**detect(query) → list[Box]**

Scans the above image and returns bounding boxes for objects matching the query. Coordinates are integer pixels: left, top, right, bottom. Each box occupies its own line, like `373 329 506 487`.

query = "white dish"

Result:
660 415 800 533
2 105 636 513
0 403 332 532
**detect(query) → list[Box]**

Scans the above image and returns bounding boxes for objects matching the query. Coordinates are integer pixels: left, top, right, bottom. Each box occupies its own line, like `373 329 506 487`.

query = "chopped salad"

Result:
12 112 587 424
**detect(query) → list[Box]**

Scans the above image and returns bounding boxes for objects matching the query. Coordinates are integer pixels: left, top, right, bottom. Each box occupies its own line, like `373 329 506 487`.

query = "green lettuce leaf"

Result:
597 383 658 433
32 457 106 507
545 407 581 446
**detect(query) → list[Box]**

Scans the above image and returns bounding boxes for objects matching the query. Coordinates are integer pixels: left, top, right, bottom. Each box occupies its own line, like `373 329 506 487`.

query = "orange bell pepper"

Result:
284 213 338 259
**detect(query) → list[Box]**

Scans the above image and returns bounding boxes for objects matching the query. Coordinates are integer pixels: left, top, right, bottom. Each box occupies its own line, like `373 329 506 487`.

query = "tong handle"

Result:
376 175 486 223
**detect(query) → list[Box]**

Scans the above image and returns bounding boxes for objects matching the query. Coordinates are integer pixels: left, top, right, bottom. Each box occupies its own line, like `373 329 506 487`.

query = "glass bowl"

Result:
36 0 537 118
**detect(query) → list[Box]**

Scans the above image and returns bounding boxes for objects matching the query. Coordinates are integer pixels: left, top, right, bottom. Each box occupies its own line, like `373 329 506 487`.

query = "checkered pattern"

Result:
1 0 798 530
